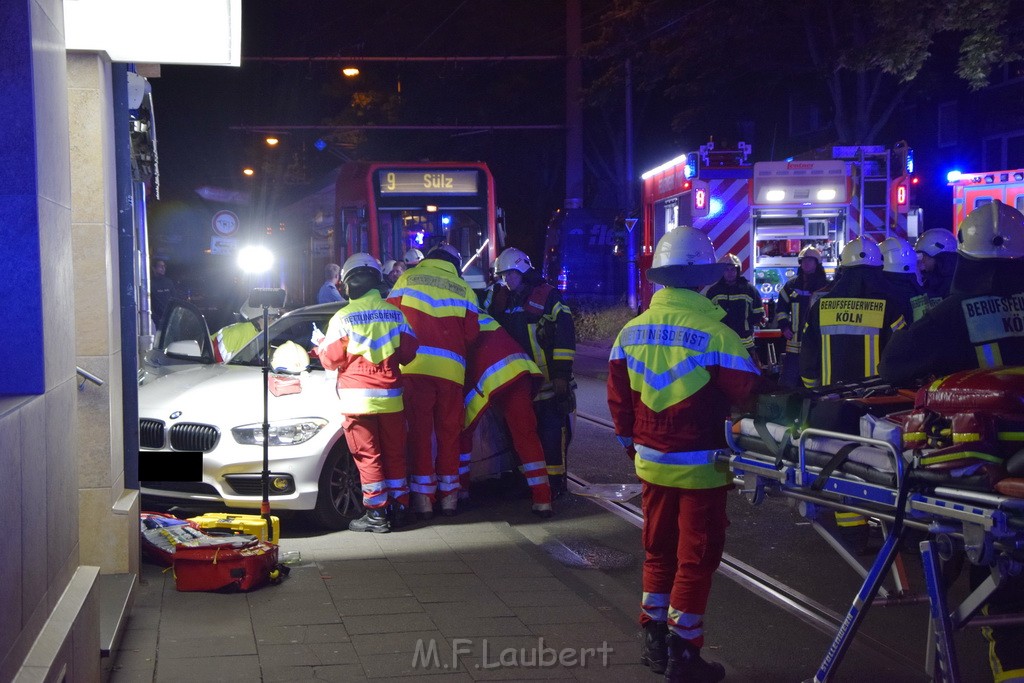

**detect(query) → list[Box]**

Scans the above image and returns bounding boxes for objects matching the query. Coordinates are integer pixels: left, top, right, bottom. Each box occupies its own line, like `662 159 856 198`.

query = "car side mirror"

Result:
165 340 203 358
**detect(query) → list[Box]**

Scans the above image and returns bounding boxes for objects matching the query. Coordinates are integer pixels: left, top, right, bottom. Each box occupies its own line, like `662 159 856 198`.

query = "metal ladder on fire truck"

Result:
832 143 909 242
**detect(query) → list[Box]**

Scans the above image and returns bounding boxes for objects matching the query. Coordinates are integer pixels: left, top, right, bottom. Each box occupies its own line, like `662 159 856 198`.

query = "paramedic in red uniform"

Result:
387 244 480 518
486 247 576 498
458 313 553 517
608 226 759 682
881 201 1024 682
317 254 418 532
775 246 829 388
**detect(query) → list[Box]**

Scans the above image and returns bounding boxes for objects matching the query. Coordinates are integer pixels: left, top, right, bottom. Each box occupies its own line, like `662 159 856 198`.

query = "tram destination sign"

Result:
378 169 478 196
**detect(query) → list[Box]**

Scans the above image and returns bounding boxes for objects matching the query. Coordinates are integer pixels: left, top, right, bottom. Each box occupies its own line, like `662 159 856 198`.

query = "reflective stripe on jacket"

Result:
705 277 764 348
319 290 418 414
387 259 480 384
463 315 542 430
607 288 760 490
485 280 575 400
211 321 259 363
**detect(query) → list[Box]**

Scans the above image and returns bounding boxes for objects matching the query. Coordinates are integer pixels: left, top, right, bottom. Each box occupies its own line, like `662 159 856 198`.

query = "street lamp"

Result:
341 66 360 77
242 167 255 176
264 136 280 146
237 246 284 542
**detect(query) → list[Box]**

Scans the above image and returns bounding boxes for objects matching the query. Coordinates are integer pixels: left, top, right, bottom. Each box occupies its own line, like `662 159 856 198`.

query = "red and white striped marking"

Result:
696 179 753 273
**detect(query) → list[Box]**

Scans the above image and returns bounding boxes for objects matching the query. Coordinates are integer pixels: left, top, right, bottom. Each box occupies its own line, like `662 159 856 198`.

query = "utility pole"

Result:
625 57 637 308
564 0 583 209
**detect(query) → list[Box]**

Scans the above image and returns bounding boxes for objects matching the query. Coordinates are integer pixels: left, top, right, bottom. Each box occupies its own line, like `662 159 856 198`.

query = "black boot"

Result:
639 621 668 674
664 633 725 683
388 504 409 530
348 508 390 533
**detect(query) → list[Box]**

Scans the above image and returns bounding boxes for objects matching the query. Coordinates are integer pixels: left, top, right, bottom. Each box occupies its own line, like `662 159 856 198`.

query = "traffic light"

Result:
691 179 710 218
891 176 910 213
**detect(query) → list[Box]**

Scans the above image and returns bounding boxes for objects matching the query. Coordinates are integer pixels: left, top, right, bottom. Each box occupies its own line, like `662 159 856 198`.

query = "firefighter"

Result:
880 201 1024 682
387 244 480 518
403 247 424 268
705 253 764 351
775 246 829 388
485 247 576 498
915 228 958 304
458 313 553 517
210 298 281 363
316 253 418 532
799 237 906 389
608 226 759 682
880 236 929 323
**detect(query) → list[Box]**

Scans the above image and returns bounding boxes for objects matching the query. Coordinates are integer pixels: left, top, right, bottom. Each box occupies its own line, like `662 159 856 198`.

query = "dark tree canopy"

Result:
585 0 1022 145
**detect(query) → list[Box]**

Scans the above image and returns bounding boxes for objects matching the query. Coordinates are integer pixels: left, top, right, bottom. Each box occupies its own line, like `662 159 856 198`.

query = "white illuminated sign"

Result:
64 0 242 66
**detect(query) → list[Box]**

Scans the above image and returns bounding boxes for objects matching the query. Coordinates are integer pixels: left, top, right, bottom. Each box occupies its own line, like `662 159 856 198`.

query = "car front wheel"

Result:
310 444 364 529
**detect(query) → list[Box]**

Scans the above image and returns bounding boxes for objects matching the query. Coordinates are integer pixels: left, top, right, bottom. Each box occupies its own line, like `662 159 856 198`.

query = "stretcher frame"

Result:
720 422 1024 682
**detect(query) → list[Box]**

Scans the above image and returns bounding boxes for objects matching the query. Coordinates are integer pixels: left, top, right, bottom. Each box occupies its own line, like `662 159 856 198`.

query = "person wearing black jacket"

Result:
879 236 929 323
880 201 1024 682
800 237 907 388
705 253 764 351
775 246 829 388
915 228 958 304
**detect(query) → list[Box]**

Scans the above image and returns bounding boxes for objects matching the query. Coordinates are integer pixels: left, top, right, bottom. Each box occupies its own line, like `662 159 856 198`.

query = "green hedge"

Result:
568 297 636 343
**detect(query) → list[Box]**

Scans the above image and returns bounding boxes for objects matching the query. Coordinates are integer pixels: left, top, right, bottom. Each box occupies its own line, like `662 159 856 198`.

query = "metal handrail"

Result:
76 366 105 387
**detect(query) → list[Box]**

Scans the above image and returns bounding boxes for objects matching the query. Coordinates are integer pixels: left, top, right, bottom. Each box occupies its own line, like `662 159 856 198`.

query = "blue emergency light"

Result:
441 214 452 226
946 170 962 182
708 197 725 218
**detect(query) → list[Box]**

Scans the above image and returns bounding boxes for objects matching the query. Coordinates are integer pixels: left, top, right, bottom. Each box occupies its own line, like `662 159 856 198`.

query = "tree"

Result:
585 0 1022 146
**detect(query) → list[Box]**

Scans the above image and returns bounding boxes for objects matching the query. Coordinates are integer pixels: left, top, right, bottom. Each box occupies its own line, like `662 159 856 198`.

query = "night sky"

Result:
149 1 579 250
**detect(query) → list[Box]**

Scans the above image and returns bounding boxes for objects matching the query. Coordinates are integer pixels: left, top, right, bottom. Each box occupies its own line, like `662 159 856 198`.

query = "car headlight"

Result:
231 418 329 446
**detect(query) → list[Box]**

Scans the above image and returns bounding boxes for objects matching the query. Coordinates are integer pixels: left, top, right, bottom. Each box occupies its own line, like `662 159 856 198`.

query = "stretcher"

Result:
720 416 1024 682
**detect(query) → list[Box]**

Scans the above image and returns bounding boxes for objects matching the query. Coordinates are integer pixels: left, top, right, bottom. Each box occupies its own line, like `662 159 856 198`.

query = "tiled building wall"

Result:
0 0 101 680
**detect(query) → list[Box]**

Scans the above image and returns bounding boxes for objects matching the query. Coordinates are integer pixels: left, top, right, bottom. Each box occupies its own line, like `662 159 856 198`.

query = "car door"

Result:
141 299 215 382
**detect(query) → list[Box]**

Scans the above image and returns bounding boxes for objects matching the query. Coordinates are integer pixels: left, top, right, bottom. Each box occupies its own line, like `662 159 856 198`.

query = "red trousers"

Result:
640 482 729 647
341 411 408 509
459 377 552 505
404 374 463 504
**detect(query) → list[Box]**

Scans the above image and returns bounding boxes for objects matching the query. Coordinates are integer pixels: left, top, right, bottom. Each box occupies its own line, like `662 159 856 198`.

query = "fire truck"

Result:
638 142 920 311
948 167 1024 232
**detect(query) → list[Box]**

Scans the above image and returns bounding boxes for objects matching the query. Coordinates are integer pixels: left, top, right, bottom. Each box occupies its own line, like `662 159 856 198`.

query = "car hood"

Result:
139 363 339 427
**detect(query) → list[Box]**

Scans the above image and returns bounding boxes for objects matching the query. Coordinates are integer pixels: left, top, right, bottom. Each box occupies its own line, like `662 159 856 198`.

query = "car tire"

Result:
310 444 364 529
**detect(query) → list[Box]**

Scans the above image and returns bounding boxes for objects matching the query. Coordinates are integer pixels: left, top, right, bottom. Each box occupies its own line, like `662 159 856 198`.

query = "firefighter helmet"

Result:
647 226 728 287
798 245 822 263
403 248 424 266
271 340 310 374
719 253 742 270
879 237 918 274
840 237 883 267
341 253 382 282
495 247 532 274
915 229 957 257
956 200 1024 260
382 259 397 275
427 243 463 269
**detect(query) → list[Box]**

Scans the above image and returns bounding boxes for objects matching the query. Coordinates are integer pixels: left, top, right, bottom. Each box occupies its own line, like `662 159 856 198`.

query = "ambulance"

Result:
948 167 1024 232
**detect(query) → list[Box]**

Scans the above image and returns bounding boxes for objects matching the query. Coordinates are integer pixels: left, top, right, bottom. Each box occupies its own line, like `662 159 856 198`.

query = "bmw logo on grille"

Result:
169 411 182 420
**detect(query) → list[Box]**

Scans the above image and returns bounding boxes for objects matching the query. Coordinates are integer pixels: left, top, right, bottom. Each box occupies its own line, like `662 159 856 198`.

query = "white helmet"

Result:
956 200 1024 260
427 243 463 269
341 252 382 281
798 245 822 263
879 237 918 274
719 253 742 270
840 237 883 267
271 340 310 374
495 247 532 274
647 226 728 287
403 248 424 266
915 229 957 257
382 259 397 275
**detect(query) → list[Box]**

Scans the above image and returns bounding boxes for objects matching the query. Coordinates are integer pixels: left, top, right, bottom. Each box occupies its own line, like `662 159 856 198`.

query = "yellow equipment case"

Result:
187 512 281 543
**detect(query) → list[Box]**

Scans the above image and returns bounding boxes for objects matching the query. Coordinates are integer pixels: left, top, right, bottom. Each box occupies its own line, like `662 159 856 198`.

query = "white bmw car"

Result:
138 300 512 529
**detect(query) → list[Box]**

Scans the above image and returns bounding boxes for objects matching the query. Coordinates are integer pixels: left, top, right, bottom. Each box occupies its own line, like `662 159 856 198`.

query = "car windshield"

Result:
229 312 337 371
